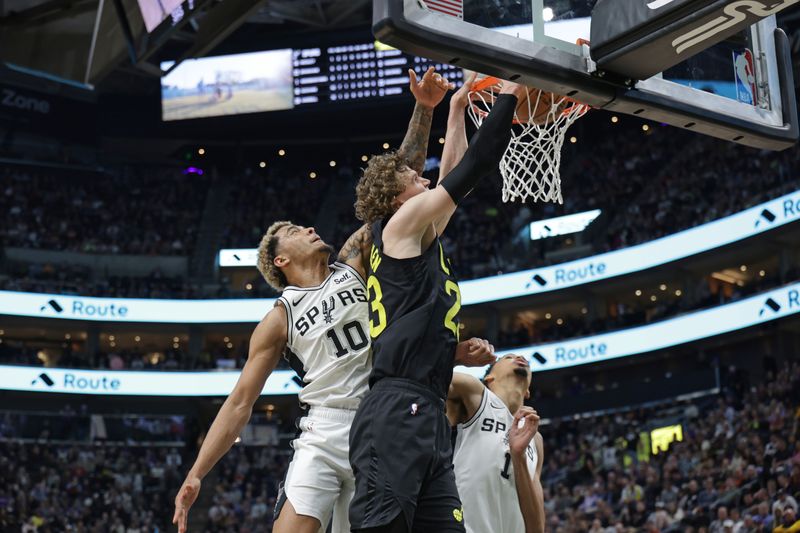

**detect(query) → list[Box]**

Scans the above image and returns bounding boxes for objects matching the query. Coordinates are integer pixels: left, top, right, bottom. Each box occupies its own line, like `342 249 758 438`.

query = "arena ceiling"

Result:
0 0 371 91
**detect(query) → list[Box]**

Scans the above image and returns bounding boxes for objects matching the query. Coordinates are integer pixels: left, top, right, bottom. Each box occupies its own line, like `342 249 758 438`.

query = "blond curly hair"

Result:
256 220 292 291
355 151 408 223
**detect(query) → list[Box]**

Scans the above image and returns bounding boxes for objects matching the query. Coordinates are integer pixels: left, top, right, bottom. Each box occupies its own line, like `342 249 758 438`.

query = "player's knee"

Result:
273 499 323 533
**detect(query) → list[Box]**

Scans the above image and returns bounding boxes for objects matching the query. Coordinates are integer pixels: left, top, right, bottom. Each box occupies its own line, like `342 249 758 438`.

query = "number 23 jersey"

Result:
367 220 462 399
277 262 371 410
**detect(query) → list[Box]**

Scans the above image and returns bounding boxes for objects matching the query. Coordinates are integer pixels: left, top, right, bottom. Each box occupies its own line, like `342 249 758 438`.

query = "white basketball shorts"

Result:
275 406 356 533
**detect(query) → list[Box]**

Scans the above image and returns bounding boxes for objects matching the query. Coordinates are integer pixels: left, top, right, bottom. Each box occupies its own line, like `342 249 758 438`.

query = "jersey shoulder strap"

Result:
275 296 295 348
370 218 386 251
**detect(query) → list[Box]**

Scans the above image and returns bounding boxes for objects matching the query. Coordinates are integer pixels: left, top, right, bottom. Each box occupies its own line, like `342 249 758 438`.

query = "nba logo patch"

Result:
733 49 756 106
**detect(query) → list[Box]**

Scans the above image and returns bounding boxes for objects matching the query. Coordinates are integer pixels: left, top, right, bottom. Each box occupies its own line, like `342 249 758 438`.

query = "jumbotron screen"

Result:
159 42 462 121
160 49 295 121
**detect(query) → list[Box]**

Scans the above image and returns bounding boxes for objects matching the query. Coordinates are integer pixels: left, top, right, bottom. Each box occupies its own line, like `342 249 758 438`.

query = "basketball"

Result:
468 73 571 126
515 87 565 126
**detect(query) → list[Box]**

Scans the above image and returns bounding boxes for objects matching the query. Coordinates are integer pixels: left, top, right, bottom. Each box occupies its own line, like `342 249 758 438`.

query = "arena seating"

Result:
542 361 800 532
2 127 797 293
1 362 795 532
0 167 207 255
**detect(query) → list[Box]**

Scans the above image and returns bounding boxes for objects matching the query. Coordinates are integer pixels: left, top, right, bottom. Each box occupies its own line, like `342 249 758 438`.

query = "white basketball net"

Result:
467 83 589 204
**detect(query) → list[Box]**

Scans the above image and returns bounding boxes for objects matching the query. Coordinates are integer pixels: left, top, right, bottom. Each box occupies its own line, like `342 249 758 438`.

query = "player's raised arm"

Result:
172 305 288 533
383 81 527 251
509 408 546 533
398 66 452 174
438 73 474 184
338 68 450 276
434 72 475 233
446 370 486 426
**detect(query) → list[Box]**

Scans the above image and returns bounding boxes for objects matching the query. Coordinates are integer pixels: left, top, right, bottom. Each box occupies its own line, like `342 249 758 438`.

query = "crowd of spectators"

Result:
456 125 797 279
541 361 800 532
0 263 208 299
0 408 186 443
221 165 330 249
202 445 289 533
1 124 797 298
0 167 207 256
0 441 182 532
0 359 795 532
325 124 799 281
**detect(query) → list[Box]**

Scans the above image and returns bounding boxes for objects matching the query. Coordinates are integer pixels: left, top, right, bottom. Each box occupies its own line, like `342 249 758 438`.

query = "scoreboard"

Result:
292 42 463 106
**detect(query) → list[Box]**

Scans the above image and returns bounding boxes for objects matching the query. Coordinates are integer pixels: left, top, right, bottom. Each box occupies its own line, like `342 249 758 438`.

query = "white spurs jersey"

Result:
453 387 539 533
277 262 371 410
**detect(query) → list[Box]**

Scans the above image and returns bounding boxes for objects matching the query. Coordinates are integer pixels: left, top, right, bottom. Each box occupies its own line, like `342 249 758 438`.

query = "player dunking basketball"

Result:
448 355 545 533
171 67 491 533
348 78 528 532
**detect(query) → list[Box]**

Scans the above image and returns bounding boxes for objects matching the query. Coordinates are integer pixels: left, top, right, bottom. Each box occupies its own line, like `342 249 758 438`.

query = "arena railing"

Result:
0 280 797 397
2 188 798 323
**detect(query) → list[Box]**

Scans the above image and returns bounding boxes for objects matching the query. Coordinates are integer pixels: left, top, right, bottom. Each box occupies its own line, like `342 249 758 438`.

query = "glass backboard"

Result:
374 0 798 150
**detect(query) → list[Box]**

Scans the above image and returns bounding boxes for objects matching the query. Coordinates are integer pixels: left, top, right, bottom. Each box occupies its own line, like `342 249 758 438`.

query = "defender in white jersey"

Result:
172 67 467 533
173 223 372 533
447 354 545 533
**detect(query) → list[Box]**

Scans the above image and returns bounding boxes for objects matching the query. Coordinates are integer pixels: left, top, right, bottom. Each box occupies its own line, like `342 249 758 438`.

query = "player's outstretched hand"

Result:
450 71 483 110
173 475 201 533
499 79 528 101
509 406 540 457
454 337 496 367
409 66 453 109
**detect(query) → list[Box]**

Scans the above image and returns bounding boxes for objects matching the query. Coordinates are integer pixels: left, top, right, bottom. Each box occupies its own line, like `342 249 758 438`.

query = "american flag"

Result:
422 0 463 19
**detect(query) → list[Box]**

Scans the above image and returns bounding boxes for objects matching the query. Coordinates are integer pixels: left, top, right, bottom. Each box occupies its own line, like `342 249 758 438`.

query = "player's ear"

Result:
483 374 495 388
524 387 530 400
274 254 289 268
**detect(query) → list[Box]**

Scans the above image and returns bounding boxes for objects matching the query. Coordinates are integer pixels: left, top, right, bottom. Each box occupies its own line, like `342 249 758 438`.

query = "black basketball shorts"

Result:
348 378 466 533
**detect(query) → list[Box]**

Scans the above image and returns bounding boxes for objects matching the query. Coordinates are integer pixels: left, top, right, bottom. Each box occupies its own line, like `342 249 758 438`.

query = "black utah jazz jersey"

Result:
367 219 462 399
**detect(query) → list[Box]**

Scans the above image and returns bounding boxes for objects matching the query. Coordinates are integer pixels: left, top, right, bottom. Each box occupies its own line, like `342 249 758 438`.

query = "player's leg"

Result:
350 380 446 531
411 467 466 533
274 414 342 533
273 498 324 533
352 515 409 533
410 411 466 533
330 480 354 533
328 408 358 533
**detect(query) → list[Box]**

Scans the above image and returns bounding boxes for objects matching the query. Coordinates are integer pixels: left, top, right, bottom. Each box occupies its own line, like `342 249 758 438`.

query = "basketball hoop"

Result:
467 75 589 204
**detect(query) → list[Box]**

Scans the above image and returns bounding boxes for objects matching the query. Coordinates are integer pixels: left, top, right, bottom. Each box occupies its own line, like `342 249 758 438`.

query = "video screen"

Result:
160 49 294 121
138 0 184 33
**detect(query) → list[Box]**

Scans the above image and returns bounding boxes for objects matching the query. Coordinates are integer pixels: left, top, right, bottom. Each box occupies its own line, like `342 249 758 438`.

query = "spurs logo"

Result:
671 0 800 55
321 296 336 324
